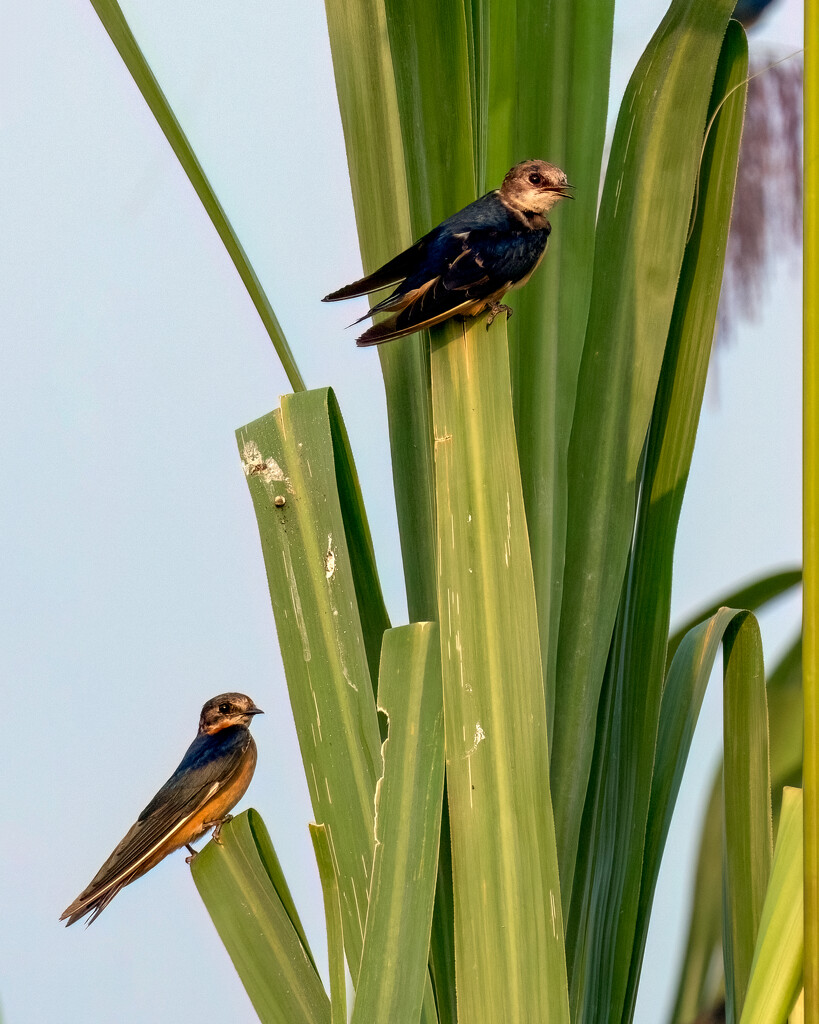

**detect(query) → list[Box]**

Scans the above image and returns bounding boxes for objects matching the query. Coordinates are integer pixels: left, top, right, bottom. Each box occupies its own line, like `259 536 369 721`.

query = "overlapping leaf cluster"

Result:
88 0 805 1021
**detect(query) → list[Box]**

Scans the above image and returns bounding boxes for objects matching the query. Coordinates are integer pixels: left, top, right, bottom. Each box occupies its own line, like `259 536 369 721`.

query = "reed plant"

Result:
88 0 809 1020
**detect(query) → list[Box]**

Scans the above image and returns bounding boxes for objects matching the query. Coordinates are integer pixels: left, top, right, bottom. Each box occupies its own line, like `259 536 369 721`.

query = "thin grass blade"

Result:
88 0 305 392
238 389 385 977
551 0 736 908
351 623 445 1024
431 317 569 1024
739 788 804 1024
192 811 329 1024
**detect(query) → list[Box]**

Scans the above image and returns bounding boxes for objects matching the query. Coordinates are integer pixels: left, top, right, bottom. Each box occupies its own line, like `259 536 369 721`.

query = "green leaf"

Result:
633 608 763 1024
669 633 803 1024
430 318 569 1024
323 0 438 625
310 825 347 1024
668 568 802 667
739 788 804 1024
238 389 385 977
565 25 748 1024
351 623 445 1024
192 811 329 1024
551 0 737 907
88 0 305 392
722 613 773 1023
507 0 615 737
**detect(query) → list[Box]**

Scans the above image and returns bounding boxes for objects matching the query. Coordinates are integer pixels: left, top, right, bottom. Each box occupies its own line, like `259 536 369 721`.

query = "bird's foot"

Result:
185 843 199 864
485 302 513 328
206 814 234 845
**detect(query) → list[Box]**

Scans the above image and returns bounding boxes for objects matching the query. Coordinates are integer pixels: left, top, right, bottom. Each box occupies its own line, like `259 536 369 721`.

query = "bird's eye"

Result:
218 702 231 714
528 172 542 185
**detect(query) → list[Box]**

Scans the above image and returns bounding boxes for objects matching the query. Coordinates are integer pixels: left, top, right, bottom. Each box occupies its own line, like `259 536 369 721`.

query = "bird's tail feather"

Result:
356 298 482 346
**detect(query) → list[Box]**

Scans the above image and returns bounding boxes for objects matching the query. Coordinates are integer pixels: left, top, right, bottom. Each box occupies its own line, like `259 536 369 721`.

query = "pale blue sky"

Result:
0 1 802 1021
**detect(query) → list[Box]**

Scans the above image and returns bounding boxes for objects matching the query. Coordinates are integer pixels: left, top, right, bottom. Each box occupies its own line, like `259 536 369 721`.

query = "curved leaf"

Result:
739 788 804 1024
352 623 445 1024
192 811 329 1024
551 0 737 906
89 0 305 392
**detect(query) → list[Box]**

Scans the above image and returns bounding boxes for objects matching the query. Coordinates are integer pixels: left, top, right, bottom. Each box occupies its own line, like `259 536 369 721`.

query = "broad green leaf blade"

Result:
722 613 773 1024
310 825 346 1024
668 568 802 667
323 0 437 625
507 0 615 737
631 608 760 1023
351 623 445 1024
238 389 384 976
669 633 803 1024
326 393 392 694
192 812 329 1024
88 0 305 393
383 0 475 232
565 27 748 1024
431 318 569 1024
248 809 319 974
739 788 804 1024
551 0 736 907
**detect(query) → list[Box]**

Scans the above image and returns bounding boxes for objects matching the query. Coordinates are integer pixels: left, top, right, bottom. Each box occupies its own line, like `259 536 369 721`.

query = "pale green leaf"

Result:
351 624 445 1024
192 811 329 1024
431 317 569 1024
238 389 385 977
739 788 804 1024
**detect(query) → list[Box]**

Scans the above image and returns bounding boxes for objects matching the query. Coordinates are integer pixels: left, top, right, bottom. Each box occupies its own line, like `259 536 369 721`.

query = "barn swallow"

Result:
60 693 263 926
323 159 573 346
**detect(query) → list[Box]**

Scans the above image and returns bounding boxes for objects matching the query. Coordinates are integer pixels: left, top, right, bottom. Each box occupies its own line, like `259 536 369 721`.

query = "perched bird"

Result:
60 693 263 926
323 159 573 346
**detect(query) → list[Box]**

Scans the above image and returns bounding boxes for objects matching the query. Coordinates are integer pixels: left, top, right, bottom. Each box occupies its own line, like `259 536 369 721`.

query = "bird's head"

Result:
199 692 264 734
500 160 574 214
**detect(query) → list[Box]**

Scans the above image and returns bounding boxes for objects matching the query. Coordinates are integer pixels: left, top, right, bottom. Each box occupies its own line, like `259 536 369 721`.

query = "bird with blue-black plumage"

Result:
324 159 573 346
60 693 263 926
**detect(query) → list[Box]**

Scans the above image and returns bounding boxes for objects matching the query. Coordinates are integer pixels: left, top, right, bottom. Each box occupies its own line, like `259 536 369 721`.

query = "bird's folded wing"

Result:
356 230 506 346
61 738 249 918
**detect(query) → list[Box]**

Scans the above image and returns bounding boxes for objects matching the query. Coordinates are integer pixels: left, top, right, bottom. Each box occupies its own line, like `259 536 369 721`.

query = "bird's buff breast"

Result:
178 738 258 848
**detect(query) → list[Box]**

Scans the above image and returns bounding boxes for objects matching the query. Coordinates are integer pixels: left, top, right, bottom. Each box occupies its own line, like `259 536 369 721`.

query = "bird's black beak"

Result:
247 706 264 716
558 184 575 199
